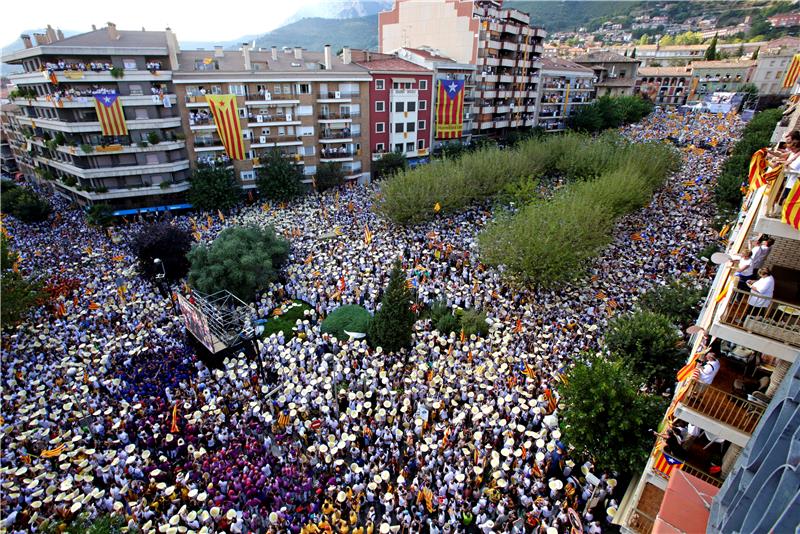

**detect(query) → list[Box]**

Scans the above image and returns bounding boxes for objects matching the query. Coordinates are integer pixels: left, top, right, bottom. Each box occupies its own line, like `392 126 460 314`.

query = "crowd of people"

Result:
1 109 745 533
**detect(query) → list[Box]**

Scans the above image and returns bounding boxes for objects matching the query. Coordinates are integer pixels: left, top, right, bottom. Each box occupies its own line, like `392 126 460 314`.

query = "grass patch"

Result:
261 300 313 339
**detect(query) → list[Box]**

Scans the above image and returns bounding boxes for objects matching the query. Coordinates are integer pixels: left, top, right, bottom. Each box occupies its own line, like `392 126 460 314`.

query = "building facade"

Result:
635 66 692 107
2 24 190 210
574 51 639 97
613 44 708 67
353 56 433 166
535 57 595 132
617 99 800 533
687 60 756 103
172 45 372 188
379 0 546 137
750 37 800 96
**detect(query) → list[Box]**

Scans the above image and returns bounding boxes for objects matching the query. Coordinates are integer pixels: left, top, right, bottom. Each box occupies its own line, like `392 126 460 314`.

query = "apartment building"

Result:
379 0 546 136
535 57 595 132
396 46 477 150
1 104 20 177
1 24 190 210
173 45 371 188
617 104 800 533
352 54 433 166
750 37 800 96
687 60 756 103
635 66 692 107
613 44 707 67
574 51 639 97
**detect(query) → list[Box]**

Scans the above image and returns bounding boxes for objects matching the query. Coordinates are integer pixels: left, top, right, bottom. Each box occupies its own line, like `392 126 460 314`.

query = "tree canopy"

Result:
316 162 345 193
256 150 305 202
131 223 193 282
188 165 241 212
368 260 415 352
0 182 51 223
372 152 408 181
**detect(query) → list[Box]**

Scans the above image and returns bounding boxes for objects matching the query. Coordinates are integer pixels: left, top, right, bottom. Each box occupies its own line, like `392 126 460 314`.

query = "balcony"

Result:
679 379 766 437
319 130 355 142
57 180 191 201
34 155 190 179
755 169 800 240
317 92 355 102
10 69 171 85
391 89 418 98
11 94 177 109
318 112 355 122
247 116 301 127
245 95 300 106
718 288 800 349
319 147 356 162
16 115 181 133
250 136 304 148
501 41 518 52
482 57 500 67
499 74 514 84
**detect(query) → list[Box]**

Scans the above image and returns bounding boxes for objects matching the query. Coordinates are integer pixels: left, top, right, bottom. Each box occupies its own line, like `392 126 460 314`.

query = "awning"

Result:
653 470 720 534
112 203 192 216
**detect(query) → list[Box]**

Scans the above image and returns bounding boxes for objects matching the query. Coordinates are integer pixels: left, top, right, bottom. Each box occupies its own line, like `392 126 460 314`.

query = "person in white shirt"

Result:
697 353 720 385
747 267 775 315
731 250 754 291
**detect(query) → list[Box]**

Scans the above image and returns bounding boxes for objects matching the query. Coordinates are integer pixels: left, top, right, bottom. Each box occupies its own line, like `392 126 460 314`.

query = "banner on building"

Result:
782 54 800 89
205 94 246 160
435 79 465 139
93 92 128 136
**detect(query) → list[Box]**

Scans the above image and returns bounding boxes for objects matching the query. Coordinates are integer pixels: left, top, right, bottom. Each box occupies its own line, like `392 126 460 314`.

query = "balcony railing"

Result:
720 287 800 347
764 169 799 223
628 510 655 534
318 112 356 120
681 380 765 434
318 92 358 99
320 148 355 158
680 463 723 488
319 131 355 140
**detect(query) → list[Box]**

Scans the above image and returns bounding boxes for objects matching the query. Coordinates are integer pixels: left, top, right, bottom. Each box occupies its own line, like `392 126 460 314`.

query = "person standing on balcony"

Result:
696 352 720 387
731 250 754 291
748 236 774 274
746 267 775 318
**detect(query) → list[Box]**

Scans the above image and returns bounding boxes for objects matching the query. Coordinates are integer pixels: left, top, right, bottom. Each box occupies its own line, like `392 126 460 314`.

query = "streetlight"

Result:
153 258 177 313
154 258 166 280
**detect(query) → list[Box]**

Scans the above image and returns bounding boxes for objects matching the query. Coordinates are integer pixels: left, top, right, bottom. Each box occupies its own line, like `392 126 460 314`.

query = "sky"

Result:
1 0 319 47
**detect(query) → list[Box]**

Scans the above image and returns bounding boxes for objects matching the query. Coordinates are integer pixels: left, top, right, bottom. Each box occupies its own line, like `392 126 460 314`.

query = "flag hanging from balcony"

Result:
205 94 246 160
653 451 684 478
676 359 698 382
748 148 768 190
435 79 465 139
782 54 800 89
782 180 800 230
93 92 128 136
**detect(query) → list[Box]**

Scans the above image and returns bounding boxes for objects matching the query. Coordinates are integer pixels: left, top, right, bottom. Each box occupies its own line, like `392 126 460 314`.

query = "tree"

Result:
188 165 241 211
131 223 193 281
372 152 408 180
558 355 666 475
321 305 372 340
187 225 289 301
86 204 114 227
569 104 603 132
256 150 305 202
0 186 51 223
1 272 46 327
458 308 489 337
315 162 345 193
1 235 18 272
368 259 415 352
704 33 718 61
638 280 706 329
605 311 687 392
739 83 759 109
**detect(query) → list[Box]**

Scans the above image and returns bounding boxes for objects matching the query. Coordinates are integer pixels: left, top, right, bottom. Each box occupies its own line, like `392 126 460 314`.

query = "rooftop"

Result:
540 57 594 74
638 66 693 77
401 47 457 63
573 51 640 64
354 57 430 72
690 59 756 70
44 28 169 49
175 48 367 74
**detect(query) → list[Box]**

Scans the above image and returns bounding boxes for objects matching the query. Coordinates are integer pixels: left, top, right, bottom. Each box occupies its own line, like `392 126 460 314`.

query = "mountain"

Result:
1 29 81 75
283 1 392 24
254 14 379 52
179 35 262 52
503 1 644 33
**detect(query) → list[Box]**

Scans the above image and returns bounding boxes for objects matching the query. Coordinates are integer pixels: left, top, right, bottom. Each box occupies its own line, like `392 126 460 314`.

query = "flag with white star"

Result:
93 91 128 136
435 79 465 139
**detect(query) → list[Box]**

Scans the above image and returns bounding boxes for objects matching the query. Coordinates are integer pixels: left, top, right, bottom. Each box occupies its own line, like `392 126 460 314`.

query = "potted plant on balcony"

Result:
110 66 124 79
147 132 161 145
80 143 94 154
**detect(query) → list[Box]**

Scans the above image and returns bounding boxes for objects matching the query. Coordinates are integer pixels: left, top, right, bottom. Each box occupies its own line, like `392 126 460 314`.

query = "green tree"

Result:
187 225 289 301
315 162 345 193
368 259 415 352
256 150 305 202
605 311 688 392
0 187 51 223
704 33 718 60
458 308 489 337
739 83 759 108
372 152 408 180
558 355 666 475
638 280 707 329
569 103 603 132
321 304 372 340
86 204 114 227
131 223 193 281
188 165 241 211
1 235 19 271
1 272 46 327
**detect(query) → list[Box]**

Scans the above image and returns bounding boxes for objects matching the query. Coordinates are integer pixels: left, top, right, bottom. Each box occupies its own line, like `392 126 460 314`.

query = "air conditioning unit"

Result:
260 136 267 144
334 91 341 99
285 112 292 121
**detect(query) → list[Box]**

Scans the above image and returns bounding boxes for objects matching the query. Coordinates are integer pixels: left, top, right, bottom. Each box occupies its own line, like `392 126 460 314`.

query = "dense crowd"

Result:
0 110 744 534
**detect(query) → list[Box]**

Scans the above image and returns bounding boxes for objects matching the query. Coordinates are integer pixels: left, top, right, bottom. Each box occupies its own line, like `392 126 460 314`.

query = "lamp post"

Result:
153 258 177 313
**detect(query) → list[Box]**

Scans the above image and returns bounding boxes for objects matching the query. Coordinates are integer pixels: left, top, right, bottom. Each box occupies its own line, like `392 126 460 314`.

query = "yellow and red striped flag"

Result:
217 210 225 223
715 279 732 304
40 442 66 458
363 223 373 245
782 179 800 230
522 360 536 379
435 79 465 139
278 410 291 427
748 148 768 190
676 359 698 382
513 319 523 334
93 92 128 136
171 402 179 433
782 54 800 89
205 94 246 160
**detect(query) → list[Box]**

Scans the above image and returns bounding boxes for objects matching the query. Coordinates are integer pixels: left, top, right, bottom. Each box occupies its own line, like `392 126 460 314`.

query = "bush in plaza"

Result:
256 150 305 202
1 235 18 271
558 355 667 475
435 313 460 335
569 95 654 133
605 310 688 392
316 162 345 193
638 279 707 329
458 308 489 338
86 204 115 227
368 260 415 353
131 223 193 282
188 165 242 212
372 152 408 181
0 184 51 223
0 237 46 328
321 305 372 341
187 225 289 301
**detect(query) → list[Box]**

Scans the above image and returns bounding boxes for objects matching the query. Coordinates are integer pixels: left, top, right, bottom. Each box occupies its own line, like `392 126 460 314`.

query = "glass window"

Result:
376 143 384 151
417 139 424 149
395 101 404 112
129 85 143 96
419 80 428 90
375 101 385 112
407 122 415 132
418 120 426 130
375 123 385 133
123 58 138 70
376 79 385 90
406 142 414 152
394 123 404 133
419 100 427 110
407 101 416 112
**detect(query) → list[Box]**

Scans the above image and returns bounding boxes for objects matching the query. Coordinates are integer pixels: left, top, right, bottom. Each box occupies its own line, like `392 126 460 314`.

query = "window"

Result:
145 153 159 165
375 101 385 112
304 165 317 175
274 84 282 94
297 83 311 94
406 122 415 132
129 84 143 96
395 123 404 133
283 84 292 95
296 105 313 116
418 120 426 130
376 143 385 152
395 101 404 113
375 122 385 133
407 101 416 112
229 84 246 96
417 139 425 150
123 58 138 70
134 108 149 120
394 143 403 152
194 59 218 71
419 100 427 110
238 108 247 118
298 126 314 136
240 170 255 181
406 142 414 152
420 80 428 90
375 79 385 90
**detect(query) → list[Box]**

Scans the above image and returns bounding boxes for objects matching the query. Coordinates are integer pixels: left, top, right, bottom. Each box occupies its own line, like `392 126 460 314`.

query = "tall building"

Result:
378 0 546 137
617 102 800 533
2 24 190 210
173 44 372 188
686 60 756 103
535 57 595 132
750 37 800 97
352 53 434 166
573 51 640 97
635 66 692 108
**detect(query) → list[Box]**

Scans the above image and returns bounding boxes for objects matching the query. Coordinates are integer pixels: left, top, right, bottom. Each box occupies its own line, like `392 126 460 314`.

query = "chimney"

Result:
20 34 32 49
165 27 180 70
242 42 252 70
46 25 57 43
214 45 224 58
271 46 278 60
56 29 64 41
92 24 97 31
293 46 303 60
342 46 351 65
323 44 332 70
106 22 120 41
33 33 49 46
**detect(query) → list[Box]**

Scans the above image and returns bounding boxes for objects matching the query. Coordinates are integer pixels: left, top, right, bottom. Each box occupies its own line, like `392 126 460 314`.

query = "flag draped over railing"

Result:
206 94 246 160
782 180 800 230
748 148 768 190
653 450 684 477
93 92 128 136
435 79 465 139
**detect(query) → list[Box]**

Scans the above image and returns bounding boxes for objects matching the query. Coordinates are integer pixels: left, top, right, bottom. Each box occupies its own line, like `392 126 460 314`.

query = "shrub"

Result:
131 223 192 281
368 260 415 352
316 162 345 192
147 131 161 145
256 150 305 202
110 66 124 79
61 176 78 187
435 313 460 335
427 299 451 324
458 308 489 337
321 305 372 340
0 187 52 223
373 152 408 180
80 143 95 153
188 165 241 211
86 204 114 226
261 300 313 339
638 280 707 328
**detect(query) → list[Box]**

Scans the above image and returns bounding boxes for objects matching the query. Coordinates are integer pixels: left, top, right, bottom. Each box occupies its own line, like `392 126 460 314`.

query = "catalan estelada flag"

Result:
782 180 800 230
676 359 698 382
653 451 684 477
435 79 465 139
206 94 246 160
93 92 128 136
782 54 800 89
748 148 768 190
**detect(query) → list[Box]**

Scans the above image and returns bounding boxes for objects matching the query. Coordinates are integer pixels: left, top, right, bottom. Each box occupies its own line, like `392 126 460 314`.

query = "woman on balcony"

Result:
746 267 775 319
